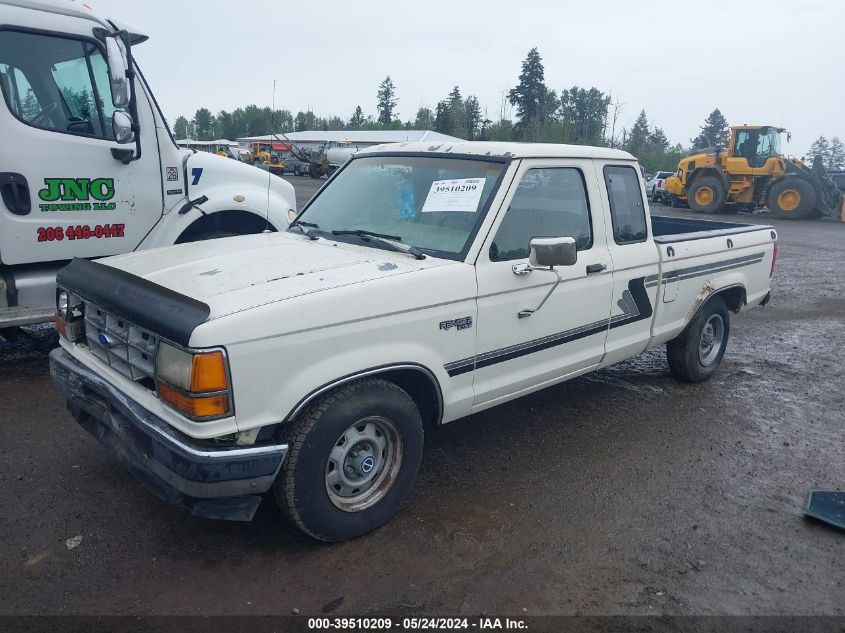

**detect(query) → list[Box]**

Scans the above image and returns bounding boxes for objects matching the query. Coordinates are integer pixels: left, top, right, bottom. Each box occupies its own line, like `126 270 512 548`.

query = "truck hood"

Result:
100 232 444 319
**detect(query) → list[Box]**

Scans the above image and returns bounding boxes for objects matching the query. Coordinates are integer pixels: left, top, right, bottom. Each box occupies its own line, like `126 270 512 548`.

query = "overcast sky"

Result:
91 0 844 155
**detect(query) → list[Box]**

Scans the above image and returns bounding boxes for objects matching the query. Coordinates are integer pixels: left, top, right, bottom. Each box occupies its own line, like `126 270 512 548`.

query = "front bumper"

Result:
49 347 288 521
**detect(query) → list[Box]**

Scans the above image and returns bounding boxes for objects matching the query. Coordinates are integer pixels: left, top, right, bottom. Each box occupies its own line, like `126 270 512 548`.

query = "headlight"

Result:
155 342 232 420
55 287 83 341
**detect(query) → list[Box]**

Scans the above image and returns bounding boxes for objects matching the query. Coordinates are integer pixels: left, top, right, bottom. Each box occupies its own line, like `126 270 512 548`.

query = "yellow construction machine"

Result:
664 125 844 220
250 142 286 175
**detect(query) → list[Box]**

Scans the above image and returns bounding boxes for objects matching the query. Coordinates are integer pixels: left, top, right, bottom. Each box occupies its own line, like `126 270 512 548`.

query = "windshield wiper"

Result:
288 219 319 240
331 229 426 260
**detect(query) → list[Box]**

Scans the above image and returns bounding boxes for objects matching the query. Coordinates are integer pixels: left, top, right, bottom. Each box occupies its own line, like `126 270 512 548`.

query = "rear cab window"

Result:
603 165 648 244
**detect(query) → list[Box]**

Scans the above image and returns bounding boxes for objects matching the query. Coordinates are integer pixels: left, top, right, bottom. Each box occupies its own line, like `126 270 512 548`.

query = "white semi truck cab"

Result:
0 0 296 329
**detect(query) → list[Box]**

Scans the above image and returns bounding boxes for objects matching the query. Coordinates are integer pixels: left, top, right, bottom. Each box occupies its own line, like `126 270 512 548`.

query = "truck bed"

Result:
651 215 774 243
648 215 776 346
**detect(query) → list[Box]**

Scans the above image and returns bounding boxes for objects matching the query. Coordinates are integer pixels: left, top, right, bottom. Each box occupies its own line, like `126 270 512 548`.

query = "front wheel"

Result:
274 378 424 542
667 296 730 382
767 178 816 219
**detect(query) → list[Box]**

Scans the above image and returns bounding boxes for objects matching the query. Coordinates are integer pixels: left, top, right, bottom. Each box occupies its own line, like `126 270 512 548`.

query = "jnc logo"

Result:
38 178 115 202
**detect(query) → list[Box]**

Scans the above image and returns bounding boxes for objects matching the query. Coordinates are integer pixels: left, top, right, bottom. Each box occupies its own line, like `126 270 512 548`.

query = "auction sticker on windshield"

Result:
421 178 486 213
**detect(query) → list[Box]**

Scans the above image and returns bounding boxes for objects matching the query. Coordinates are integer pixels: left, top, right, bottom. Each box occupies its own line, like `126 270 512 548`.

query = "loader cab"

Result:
727 126 785 173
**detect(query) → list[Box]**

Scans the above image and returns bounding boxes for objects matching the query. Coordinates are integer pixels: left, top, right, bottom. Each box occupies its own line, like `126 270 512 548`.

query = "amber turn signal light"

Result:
190 351 228 392
158 381 230 419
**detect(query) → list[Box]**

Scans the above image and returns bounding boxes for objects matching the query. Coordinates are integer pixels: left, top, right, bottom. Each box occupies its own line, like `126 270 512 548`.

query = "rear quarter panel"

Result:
649 228 776 345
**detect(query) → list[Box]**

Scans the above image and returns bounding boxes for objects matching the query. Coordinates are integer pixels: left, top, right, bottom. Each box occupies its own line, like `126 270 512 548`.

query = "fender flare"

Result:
685 283 747 329
283 363 444 427
175 208 280 243
686 166 730 194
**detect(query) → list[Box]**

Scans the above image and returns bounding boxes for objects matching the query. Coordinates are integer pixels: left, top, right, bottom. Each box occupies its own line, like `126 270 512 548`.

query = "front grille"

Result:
83 301 158 383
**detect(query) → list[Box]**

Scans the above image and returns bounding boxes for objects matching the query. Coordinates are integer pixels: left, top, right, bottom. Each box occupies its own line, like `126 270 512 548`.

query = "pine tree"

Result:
173 116 189 139
826 136 844 170
691 108 730 150
193 107 214 140
648 127 669 151
413 107 435 130
508 48 551 139
465 95 482 140
807 136 830 169
376 76 398 128
349 106 365 128
626 110 650 157
434 100 451 135
21 89 41 121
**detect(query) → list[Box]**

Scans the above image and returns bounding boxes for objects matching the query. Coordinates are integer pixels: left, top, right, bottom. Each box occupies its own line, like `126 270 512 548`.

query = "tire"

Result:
667 296 730 383
308 162 322 179
687 176 727 213
293 166 301 177
767 178 816 219
274 378 424 542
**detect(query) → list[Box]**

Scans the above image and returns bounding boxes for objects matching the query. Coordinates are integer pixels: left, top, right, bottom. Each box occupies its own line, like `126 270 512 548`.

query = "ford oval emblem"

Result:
97 333 114 348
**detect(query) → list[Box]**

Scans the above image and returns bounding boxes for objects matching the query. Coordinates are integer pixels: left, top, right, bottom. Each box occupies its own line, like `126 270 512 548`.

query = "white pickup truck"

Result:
50 142 777 541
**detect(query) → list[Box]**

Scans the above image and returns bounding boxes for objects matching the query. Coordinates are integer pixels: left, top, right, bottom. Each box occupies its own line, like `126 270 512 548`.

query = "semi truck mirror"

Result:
105 35 130 107
113 111 134 144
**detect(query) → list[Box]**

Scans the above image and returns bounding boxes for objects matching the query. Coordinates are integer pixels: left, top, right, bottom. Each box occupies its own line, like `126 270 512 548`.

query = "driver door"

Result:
0 26 162 265
471 159 615 409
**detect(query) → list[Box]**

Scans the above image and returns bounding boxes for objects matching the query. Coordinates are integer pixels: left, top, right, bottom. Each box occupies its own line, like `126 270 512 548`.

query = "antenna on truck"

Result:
265 79 275 232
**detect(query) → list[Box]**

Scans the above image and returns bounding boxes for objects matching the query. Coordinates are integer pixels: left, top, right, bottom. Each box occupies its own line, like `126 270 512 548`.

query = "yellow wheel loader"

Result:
664 125 844 220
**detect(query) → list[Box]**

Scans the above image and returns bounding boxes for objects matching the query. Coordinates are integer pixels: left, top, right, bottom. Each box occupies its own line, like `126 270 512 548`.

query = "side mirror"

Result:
105 35 130 108
112 110 134 144
528 236 577 268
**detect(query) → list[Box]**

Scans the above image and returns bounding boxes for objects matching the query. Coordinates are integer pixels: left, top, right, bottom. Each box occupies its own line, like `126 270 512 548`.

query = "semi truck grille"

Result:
83 301 158 382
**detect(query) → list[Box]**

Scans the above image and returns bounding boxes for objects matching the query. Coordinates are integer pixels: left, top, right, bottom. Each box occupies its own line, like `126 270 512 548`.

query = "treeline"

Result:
170 48 807 174
807 136 845 170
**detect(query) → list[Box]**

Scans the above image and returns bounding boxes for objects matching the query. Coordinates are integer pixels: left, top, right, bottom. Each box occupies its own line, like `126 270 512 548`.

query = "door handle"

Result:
0 172 31 215
586 263 607 275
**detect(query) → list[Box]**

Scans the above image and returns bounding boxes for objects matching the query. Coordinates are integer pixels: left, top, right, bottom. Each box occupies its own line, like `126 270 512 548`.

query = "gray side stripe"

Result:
644 252 765 288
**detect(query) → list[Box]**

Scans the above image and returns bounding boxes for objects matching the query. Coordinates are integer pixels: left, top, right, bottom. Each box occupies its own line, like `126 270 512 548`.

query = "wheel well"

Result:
176 210 277 243
717 285 746 313
687 167 729 193
283 366 444 433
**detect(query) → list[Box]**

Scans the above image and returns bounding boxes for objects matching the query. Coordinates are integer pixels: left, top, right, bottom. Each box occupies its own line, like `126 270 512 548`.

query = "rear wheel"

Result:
767 178 816 219
687 176 727 213
274 378 424 542
667 296 730 382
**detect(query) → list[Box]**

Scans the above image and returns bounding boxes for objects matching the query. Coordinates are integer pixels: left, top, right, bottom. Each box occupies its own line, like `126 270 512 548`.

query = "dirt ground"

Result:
1 176 843 617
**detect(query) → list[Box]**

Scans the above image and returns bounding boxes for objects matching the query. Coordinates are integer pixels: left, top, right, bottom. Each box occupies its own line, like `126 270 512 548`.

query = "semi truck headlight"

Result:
155 342 232 419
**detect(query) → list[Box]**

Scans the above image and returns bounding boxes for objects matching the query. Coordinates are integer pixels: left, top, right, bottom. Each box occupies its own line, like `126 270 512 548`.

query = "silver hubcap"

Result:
325 416 402 513
698 314 725 366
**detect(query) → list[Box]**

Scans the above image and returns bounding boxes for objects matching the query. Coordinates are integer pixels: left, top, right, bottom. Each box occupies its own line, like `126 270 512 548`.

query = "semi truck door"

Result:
0 29 162 265
472 160 614 408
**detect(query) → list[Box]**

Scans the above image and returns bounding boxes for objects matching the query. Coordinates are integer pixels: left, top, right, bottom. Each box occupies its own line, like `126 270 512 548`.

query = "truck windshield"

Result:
297 155 506 259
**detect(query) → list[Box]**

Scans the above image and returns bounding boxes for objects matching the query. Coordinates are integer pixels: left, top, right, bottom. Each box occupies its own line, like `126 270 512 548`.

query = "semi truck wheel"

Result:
687 176 726 213
667 296 730 383
274 378 424 542
767 178 815 219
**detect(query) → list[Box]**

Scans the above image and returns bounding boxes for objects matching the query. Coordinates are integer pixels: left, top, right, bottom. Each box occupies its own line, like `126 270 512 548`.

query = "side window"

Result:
603 165 647 245
490 167 592 262
0 30 116 139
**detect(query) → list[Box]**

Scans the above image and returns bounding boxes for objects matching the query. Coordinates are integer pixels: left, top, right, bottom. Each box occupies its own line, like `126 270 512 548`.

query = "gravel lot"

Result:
1 175 843 617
